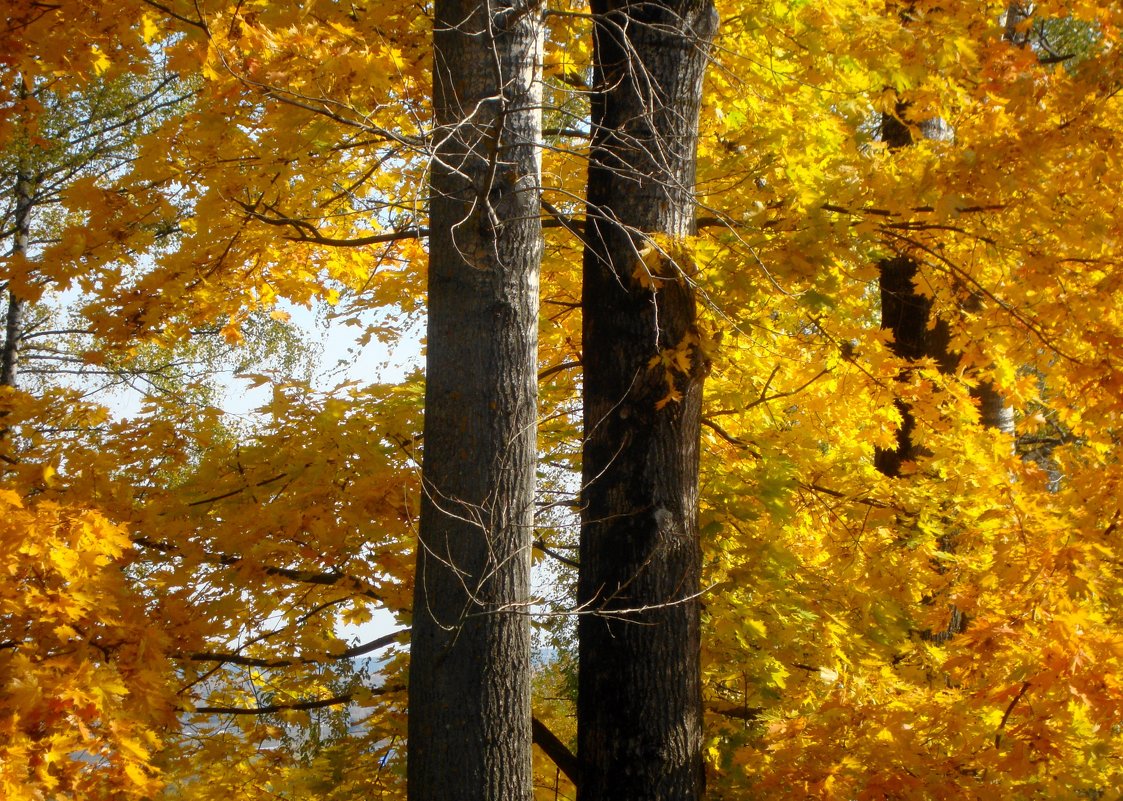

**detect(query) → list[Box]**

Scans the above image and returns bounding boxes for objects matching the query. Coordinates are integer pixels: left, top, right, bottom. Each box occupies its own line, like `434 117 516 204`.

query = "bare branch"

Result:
538 359 581 382
532 715 579 787
183 629 405 668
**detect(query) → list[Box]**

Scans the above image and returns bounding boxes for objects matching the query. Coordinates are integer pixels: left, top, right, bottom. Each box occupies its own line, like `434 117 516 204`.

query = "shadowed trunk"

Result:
577 2 717 800
875 8 1022 473
875 85 1014 644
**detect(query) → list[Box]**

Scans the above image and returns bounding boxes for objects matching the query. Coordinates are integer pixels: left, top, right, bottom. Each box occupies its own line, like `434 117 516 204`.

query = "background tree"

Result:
697 2 1123 796
0 69 188 390
2 5 428 798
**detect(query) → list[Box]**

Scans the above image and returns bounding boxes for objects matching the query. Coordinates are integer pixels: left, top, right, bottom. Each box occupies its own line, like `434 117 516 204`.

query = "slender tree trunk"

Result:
875 105 969 643
874 256 955 473
975 381 1015 434
577 3 716 800
407 3 542 801
1003 2 1031 45
2 108 33 389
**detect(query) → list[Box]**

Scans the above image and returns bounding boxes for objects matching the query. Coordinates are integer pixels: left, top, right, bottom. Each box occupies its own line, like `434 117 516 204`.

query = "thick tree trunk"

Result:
407 4 542 801
577 3 716 800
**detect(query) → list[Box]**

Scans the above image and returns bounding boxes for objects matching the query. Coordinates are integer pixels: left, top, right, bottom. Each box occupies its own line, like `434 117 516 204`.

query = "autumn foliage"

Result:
2 0 1123 798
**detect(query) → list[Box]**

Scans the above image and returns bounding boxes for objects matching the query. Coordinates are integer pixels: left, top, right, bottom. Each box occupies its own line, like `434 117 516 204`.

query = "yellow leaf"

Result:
632 245 664 290
220 320 244 345
118 735 151 762
141 14 160 45
90 46 111 76
123 761 150 788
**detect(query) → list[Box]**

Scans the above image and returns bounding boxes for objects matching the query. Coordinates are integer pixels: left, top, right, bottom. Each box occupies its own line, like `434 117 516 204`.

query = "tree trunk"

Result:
975 380 1015 434
970 1 1027 438
875 109 960 476
875 96 1012 644
577 3 716 800
2 136 33 389
875 4 1025 467
407 3 542 801
874 247 956 476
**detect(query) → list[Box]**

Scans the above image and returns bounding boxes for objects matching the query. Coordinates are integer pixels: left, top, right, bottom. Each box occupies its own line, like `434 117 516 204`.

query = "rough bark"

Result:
576 2 716 800
407 3 542 801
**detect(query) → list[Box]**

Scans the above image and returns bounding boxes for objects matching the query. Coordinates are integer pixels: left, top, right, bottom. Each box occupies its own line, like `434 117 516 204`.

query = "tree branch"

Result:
130 535 385 600
798 481 889 509
183 629 405 668
195 692 354 716
194 683 402 716
533 539 579 568
700 418 761 458
532 715 579 788
186 471 290 507
994 682 1031 748
538 359 581 382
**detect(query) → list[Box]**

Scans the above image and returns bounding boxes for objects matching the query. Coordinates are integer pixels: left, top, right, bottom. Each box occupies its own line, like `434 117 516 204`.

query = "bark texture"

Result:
407 3 542 801
577 3 716 800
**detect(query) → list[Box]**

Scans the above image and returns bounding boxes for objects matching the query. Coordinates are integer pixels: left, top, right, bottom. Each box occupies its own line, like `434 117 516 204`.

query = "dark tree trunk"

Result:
407 3 542 801
577 2 717 800
874 111 958 477
875 2 1030 456
874 109 1013 474
875 104 1011 644
875 255 956 474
